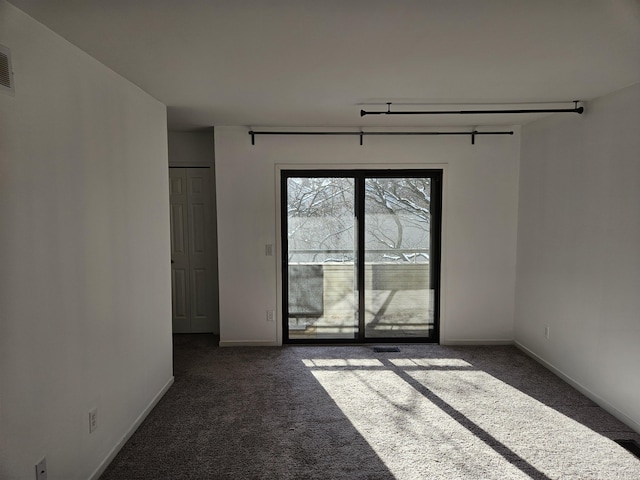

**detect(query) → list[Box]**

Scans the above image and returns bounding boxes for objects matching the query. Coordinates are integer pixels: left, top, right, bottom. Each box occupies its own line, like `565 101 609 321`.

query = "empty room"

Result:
1 1 639 479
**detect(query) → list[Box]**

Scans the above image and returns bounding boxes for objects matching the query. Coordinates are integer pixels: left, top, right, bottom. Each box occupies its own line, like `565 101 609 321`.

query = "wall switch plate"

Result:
89 407 98 433
267 310 275 322
544 325 550 340
35 457 47 480
265 244 273 256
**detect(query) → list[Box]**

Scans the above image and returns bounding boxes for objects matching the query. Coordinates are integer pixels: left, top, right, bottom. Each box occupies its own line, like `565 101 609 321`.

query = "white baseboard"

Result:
220 339 514 347
440 339 514 346
515 341 640 435
88 376 175 480
219 340 280 347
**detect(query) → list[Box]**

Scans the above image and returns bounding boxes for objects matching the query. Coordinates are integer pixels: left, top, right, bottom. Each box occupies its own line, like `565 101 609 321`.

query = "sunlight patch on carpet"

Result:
302 358 383 367
310 369 529 479
389 358 473 368
306 358 640 480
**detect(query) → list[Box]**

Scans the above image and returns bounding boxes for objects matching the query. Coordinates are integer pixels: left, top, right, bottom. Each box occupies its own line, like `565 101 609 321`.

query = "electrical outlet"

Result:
89 407 98 433
266 310 275 322
35 457 47 480
544 325 550 340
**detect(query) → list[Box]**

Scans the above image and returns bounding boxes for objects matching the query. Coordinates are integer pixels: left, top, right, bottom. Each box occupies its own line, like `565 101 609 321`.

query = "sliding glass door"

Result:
282 170 441 343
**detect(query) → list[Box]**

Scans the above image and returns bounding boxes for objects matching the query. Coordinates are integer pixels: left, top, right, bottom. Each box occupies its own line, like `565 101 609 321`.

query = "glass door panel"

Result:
285 176 358 340
364 177 434 338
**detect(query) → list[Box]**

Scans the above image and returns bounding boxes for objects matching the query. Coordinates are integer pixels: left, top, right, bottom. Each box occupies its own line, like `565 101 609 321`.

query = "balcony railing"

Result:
287 248 430 263
288 250 431 317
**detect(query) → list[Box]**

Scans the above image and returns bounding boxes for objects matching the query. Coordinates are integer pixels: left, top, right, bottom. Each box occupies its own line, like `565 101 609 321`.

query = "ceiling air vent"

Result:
0 44 15 95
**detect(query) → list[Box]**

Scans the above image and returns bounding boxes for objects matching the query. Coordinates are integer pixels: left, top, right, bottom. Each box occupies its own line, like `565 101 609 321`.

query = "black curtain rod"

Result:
248 130 514 146
361 102 584 117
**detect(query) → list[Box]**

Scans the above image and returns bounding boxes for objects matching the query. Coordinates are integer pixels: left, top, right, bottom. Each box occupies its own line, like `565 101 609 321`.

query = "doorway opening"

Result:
282 169 442 344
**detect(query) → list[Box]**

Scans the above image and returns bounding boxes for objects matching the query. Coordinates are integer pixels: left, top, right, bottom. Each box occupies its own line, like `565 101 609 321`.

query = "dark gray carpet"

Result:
99 335 640 479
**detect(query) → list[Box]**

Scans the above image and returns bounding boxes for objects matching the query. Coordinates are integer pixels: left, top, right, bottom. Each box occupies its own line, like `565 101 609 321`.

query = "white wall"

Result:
214 126 520 346
0 3 173 479
168 130 214 167
515 83 640 433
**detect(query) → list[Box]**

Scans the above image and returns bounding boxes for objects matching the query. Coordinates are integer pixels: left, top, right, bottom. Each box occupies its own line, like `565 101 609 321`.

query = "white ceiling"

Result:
8 0 640 130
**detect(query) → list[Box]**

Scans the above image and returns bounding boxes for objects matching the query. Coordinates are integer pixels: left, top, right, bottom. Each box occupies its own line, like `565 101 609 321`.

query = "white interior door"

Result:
170 167 216 333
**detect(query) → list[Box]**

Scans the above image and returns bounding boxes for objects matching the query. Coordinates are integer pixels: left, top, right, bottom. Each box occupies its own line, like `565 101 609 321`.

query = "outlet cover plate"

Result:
89 407 98 433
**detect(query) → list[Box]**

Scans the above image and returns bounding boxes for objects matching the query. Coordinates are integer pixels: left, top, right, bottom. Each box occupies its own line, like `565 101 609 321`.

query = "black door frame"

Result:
281 169 442 344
